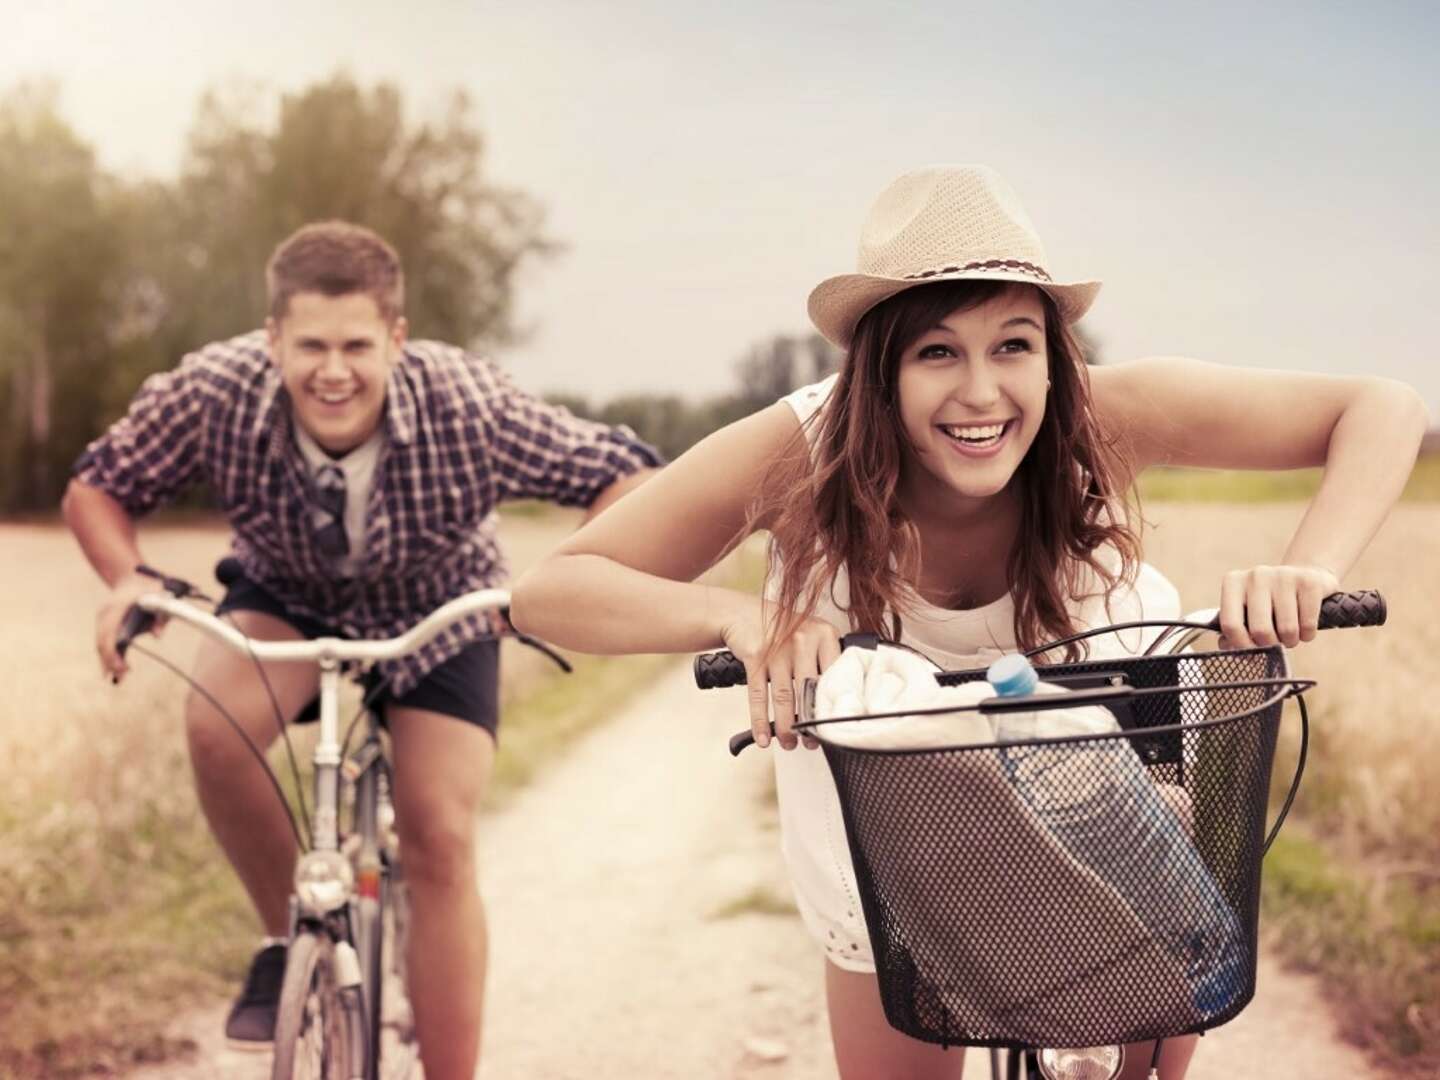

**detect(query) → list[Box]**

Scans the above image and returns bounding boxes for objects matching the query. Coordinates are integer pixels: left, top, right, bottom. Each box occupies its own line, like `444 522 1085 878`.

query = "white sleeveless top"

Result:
769 375 1180 972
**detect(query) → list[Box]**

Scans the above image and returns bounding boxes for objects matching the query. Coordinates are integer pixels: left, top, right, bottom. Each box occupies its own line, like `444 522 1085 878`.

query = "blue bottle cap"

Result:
987 653 1038 697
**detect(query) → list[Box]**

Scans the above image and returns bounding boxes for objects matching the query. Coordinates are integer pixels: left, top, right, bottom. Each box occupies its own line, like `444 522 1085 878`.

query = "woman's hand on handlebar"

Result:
97 571 168 682
717 601 842 751
1218 563 1341 649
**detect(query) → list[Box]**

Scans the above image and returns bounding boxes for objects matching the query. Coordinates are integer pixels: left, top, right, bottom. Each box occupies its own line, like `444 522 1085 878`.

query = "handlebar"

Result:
693 590 1386 691
702 589 1385 755
115 564 571 672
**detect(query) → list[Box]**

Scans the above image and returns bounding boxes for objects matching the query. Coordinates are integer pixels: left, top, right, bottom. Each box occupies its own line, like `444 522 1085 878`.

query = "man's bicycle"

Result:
693 590 1386 1080
115 561 569 1080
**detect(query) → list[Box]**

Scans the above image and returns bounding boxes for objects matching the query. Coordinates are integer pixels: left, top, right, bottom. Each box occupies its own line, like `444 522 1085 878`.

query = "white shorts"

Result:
773 744 878 972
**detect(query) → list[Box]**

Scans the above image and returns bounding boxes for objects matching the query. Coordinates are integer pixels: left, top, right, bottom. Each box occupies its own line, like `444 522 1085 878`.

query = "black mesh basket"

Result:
813 644 1296 1049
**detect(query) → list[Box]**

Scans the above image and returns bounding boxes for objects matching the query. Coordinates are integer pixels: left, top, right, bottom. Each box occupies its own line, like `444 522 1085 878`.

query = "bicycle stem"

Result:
312 658 343 853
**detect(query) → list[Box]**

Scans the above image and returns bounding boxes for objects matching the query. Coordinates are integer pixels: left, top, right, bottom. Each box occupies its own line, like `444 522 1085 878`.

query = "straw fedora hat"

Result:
808 165 1101 348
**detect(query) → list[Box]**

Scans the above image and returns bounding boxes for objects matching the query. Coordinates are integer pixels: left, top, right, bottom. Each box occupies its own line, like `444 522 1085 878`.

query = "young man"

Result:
62 222 660 1080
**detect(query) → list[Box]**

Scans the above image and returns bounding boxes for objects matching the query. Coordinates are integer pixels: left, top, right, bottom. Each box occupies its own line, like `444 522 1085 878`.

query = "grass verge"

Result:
1139 452 1439 502
0 700 256 1078
1262 830 1440 1077
708 886 798 920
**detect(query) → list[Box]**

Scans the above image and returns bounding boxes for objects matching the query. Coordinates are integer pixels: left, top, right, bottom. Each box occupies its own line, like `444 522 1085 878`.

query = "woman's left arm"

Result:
1091 357 1430 647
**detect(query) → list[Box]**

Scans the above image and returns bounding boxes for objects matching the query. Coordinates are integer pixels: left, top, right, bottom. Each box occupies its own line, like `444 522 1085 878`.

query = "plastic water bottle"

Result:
985 654 1247 1020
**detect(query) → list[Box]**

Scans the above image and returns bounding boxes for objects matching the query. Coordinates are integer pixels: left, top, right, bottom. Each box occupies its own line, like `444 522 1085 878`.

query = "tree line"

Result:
0 75 838 514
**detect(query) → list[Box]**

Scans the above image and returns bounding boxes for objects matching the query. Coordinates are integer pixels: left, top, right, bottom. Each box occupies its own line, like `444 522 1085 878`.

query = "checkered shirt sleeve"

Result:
71 354 210 514
419 343 664 506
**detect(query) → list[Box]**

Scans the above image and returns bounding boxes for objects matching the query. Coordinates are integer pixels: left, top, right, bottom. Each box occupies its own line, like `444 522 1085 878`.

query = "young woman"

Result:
510 165 1427 1079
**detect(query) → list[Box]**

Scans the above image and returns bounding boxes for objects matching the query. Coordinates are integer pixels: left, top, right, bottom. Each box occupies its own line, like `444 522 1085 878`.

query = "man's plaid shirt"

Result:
75 331 662 694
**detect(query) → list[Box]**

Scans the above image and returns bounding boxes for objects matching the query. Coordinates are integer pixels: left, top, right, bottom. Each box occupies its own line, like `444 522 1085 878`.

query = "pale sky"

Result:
4 0 1438 416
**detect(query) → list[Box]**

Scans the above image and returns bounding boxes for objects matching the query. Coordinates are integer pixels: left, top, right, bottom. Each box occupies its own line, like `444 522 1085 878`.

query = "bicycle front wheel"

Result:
271 929 366 1080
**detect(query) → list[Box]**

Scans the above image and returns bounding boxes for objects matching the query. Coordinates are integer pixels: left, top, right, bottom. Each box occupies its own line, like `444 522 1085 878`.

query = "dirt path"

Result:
136 662 1381 1080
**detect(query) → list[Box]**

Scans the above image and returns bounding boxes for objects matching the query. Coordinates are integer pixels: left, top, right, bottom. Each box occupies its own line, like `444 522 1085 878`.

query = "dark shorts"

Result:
216 573 501 738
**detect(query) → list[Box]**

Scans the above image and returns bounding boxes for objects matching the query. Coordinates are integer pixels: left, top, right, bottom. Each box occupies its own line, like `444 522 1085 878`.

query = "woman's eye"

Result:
916 344 955 360
997 338 1035 355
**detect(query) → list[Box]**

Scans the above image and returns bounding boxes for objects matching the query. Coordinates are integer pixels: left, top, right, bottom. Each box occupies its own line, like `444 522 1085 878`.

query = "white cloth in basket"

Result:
816 644 995 749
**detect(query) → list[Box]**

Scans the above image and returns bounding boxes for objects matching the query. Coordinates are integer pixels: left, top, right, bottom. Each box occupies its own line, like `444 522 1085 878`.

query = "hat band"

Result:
902 258 1053 283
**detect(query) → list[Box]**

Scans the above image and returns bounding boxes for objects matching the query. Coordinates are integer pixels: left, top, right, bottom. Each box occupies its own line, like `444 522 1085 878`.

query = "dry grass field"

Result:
0 499 1434 1076
1141 501 1439 1076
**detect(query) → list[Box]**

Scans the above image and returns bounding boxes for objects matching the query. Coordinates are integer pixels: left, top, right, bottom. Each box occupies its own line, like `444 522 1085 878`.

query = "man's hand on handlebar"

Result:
97 571 168 683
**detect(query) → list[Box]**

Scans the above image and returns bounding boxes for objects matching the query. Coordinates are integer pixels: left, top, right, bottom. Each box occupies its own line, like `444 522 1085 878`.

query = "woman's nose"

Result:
955 361 1002 409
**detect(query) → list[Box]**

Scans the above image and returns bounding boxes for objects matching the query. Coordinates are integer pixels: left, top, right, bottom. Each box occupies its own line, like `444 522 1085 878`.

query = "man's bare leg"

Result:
389 705 494 1080
185 610 318 936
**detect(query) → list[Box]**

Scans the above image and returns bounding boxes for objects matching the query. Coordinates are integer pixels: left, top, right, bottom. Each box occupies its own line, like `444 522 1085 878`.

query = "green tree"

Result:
731 331 841 413
0 83 124 511
147 74 554 367
543 331 842 463
0 73 556 512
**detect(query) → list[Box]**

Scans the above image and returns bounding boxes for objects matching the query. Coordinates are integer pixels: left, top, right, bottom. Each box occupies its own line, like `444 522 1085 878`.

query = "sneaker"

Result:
224 943 287 1049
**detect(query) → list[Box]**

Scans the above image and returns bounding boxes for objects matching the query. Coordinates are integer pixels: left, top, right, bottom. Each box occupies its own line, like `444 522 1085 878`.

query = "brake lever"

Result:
493 607 573 673
114 567 211 672
511 631 574 673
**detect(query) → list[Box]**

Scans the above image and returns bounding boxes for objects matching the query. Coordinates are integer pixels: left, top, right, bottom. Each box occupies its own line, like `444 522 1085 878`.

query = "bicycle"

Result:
115 560 570 1080
692 590 1386 1080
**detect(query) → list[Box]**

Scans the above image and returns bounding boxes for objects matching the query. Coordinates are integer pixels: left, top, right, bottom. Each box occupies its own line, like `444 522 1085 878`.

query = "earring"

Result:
1046 378 1052 389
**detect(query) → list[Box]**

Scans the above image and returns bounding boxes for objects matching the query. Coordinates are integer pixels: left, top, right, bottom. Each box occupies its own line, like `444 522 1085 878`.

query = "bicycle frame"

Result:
135 587 510 844
133 587 514 1080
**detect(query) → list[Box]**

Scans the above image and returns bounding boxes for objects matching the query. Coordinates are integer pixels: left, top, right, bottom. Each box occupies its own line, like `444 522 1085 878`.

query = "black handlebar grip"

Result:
1317 590 1386 630
694 650 747 689
116 605 157 659
215 557 245 587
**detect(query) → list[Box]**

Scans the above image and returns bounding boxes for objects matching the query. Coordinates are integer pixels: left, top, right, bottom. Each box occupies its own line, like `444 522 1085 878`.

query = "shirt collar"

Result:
292 421 384 473
383 354 418 446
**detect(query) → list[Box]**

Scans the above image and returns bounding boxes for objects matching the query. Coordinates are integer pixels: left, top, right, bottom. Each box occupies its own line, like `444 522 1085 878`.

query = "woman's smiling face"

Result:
895 284 1050 512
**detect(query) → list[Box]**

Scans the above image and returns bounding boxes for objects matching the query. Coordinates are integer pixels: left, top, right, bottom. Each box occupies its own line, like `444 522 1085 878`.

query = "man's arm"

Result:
62 479 167 680
62 479 145 586
63 354 208 678
580 466 659 524
465 351 665 510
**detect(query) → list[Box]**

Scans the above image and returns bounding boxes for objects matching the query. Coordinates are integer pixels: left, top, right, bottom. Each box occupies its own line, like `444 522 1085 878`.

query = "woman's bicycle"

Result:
114 560 569 1080
692 590 1386 1080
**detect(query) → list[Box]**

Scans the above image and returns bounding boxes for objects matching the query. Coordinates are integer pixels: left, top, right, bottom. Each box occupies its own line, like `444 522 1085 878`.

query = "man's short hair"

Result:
266 221 405 323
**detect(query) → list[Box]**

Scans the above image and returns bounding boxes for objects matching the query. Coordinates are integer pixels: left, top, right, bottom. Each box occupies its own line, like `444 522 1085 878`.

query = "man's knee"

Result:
184 685 280 773
397 800 480 890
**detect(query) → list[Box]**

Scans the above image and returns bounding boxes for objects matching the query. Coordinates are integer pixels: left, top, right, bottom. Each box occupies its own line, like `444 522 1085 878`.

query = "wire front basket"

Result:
815 644 1295 1048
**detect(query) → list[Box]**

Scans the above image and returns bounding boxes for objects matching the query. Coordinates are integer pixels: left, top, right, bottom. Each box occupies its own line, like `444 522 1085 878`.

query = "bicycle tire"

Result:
356 892 384 1080
271 929 363 1080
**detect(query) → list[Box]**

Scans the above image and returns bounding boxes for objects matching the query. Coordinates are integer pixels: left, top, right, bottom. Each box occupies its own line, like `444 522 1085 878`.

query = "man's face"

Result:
267 291 407 454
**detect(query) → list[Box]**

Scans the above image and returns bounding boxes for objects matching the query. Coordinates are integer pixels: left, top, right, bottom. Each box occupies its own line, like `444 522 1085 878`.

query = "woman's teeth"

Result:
939 421 1008 447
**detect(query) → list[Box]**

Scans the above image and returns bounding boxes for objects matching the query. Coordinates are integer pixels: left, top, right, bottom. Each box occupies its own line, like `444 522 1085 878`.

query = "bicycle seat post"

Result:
312 650 344 853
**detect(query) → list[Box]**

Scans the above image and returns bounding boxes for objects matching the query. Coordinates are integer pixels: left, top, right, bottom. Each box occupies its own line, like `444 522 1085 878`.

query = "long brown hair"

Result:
753 280 1141 661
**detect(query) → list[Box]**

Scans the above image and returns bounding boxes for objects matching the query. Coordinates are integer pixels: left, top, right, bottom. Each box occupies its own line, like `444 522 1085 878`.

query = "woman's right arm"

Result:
510 402 844 749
